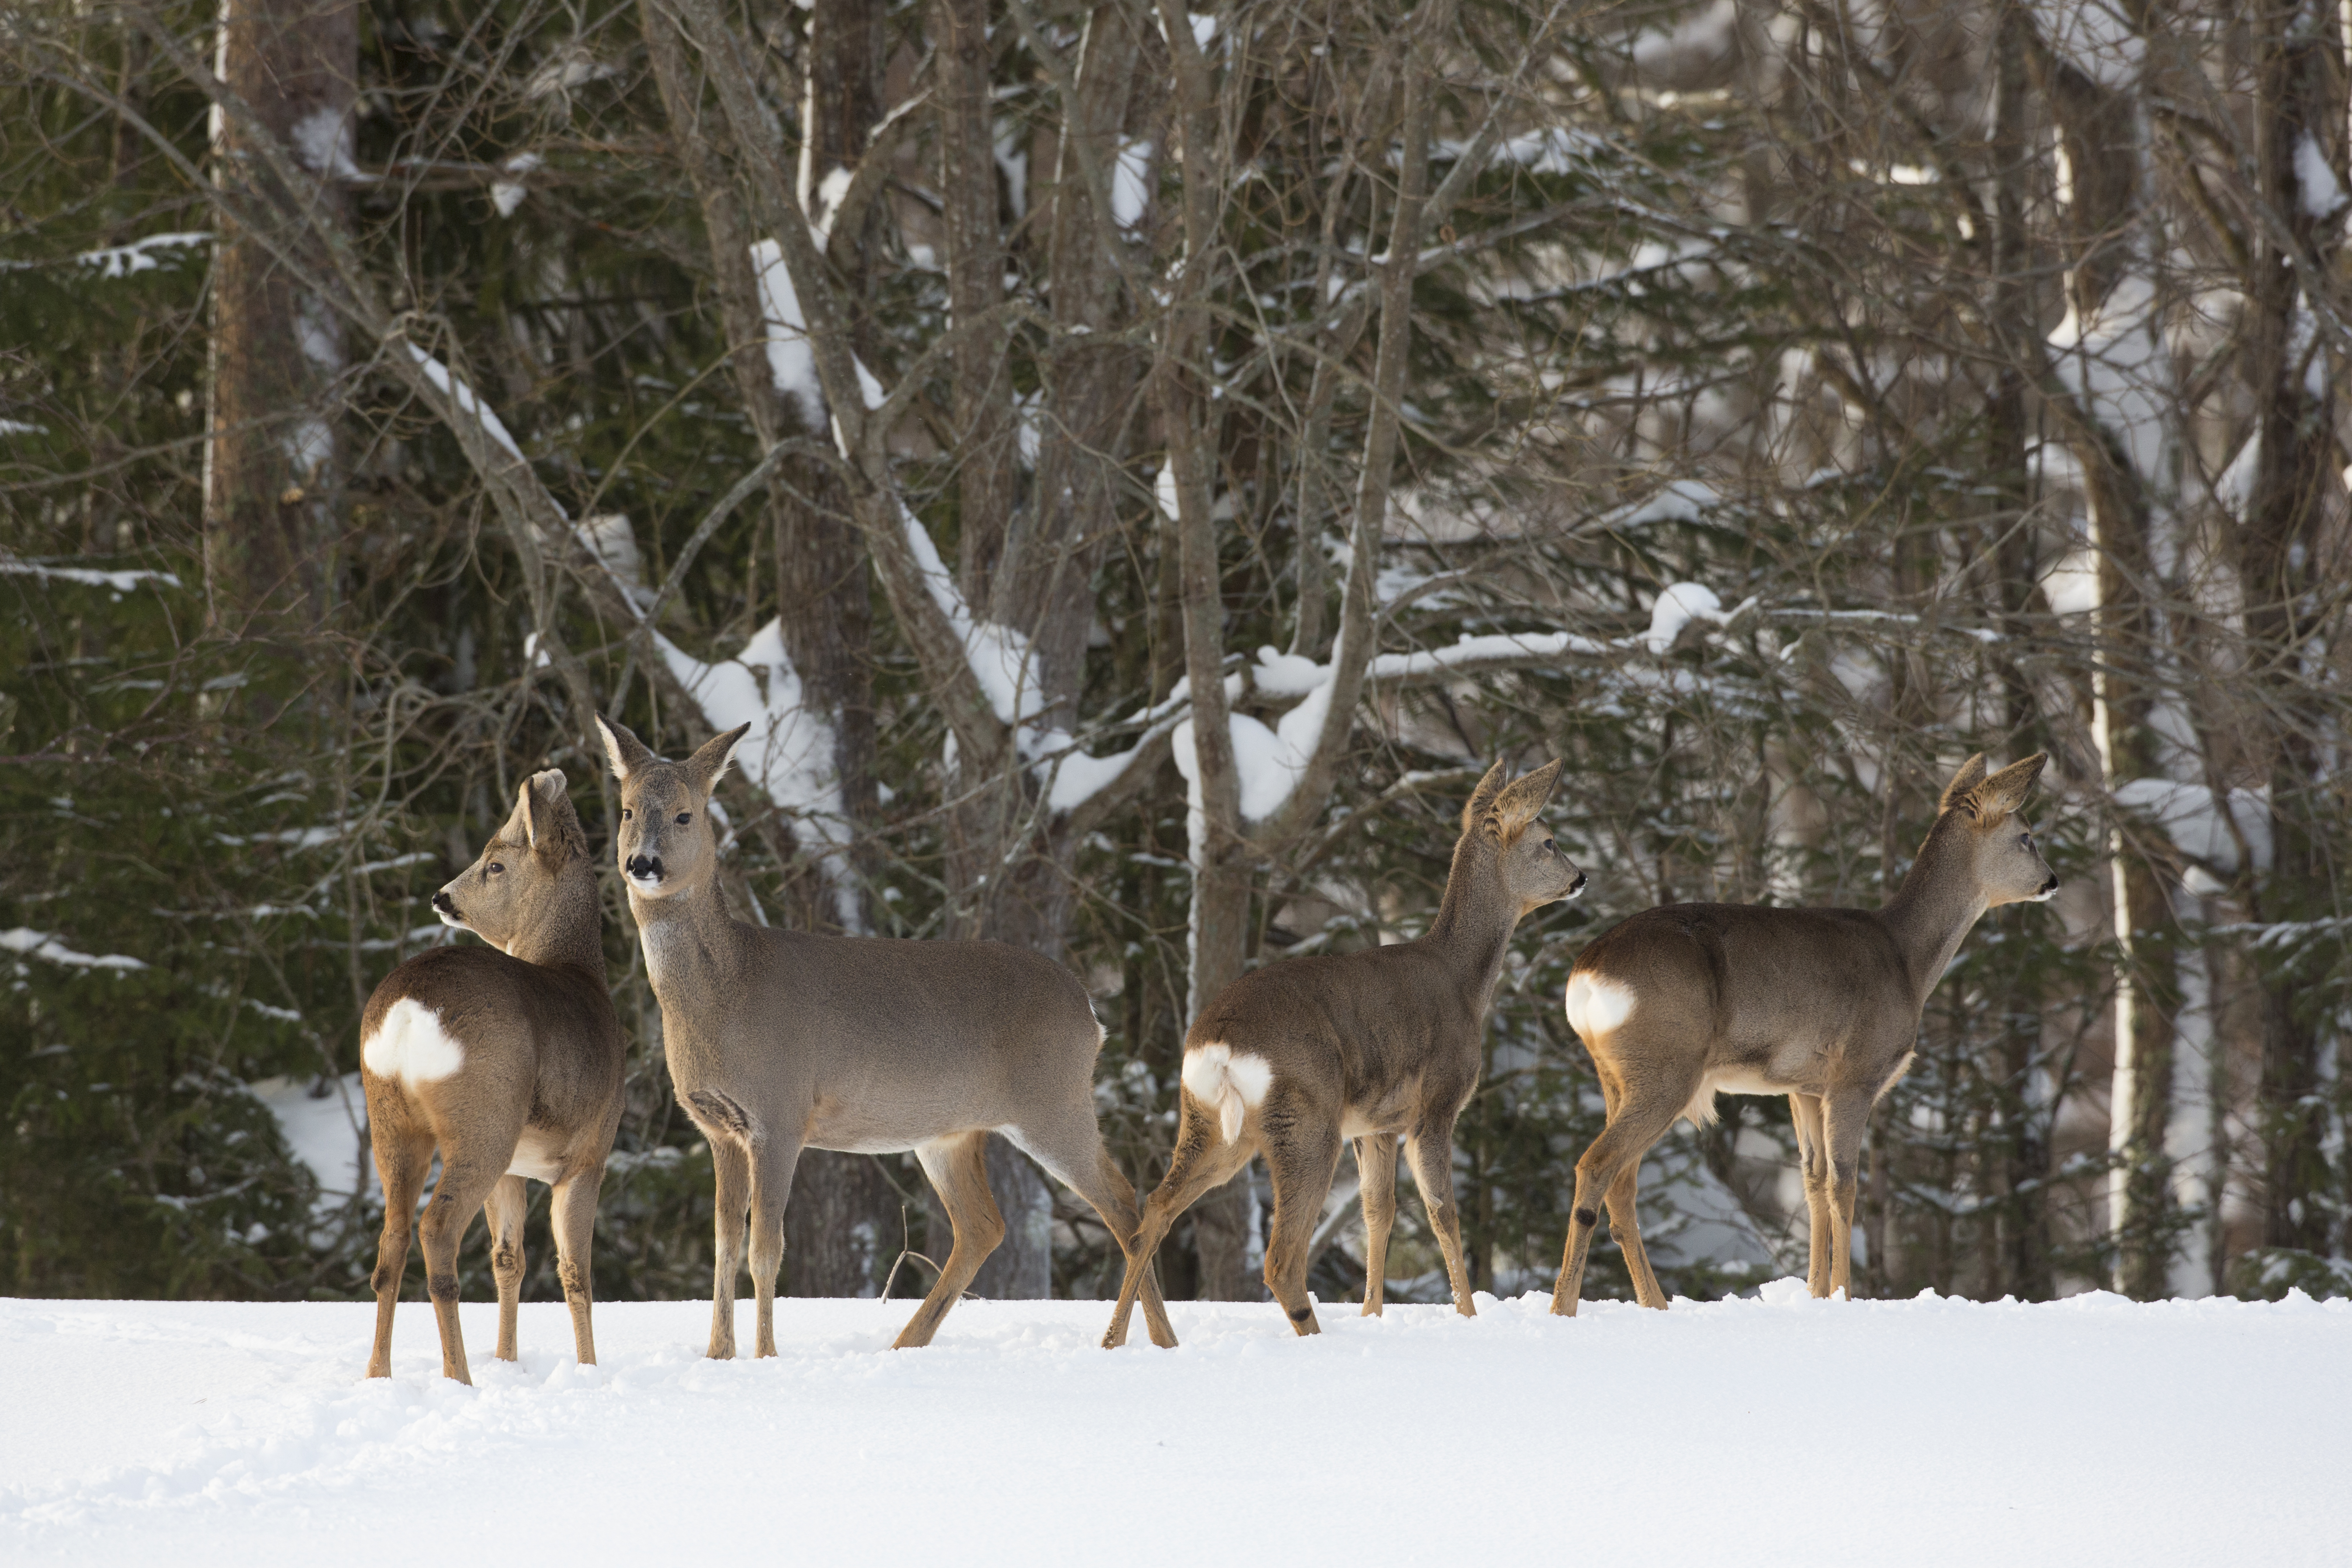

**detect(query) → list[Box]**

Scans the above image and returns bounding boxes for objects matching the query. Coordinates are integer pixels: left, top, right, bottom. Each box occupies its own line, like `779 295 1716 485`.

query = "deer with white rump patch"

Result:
594 715 1175 1355
1550 753 2058 1315
1101 759 1584 1347
361 771 624 1383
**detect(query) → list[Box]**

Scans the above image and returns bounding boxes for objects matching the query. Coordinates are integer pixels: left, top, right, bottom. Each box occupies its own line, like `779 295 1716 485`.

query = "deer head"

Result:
1461 758 1586 915
1936 751 2059 907
432 770 592 953
595 716 749 900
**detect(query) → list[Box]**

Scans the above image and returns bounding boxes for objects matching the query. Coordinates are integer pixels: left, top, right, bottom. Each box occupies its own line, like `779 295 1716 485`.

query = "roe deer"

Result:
1549 753 2058 1315
593 715 1175 1356
1101 759 1584 1347
361 771 625 1383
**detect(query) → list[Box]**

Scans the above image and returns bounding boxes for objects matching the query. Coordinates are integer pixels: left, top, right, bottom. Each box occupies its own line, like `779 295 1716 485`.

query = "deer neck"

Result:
1876 819 1989 1008
1424 836 1520 1010
503 868 607 978
626 869 741 1000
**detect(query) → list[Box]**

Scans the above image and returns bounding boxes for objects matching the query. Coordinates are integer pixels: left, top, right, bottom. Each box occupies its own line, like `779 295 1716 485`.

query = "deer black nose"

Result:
1570 872 1588 896
431 890 455 913
626 854 663 882
2040 876 2059 894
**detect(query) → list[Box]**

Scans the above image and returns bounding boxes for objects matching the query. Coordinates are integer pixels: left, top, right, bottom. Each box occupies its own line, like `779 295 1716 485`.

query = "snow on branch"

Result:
2047 273 2167 483
0 232 211 279
403 346 523 462
0 557 182 593
750 239 887 438
2113 778 2272 877
1 927 147 972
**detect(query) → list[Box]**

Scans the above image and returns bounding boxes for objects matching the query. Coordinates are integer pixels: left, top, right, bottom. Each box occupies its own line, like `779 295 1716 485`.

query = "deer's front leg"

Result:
746 1140 803 1359
707 1138 751 1359
1790 1093 1834 1296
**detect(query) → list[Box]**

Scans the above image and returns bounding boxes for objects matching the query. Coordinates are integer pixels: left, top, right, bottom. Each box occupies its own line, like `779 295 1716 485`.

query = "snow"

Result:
1600 477 1719 530
1113 139 1154 228
3 1292 2346 1564
749 239 825 430
0 558 181 593
0 927 146 971
39 232 211 280
490 153 542 219
246 1073 372 1210
1632 0 1738 73
2029 0 2144 90
2295 134 2349 220
1638 581 1734 654
2112 777 2271 874
2048 272 2168 484
404 347 523 462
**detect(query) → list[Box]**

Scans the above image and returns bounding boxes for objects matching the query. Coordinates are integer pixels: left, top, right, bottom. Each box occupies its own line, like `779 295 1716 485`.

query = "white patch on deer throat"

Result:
1564 973 1636 1040
1181 1042 1273 1144
362 997 465 1087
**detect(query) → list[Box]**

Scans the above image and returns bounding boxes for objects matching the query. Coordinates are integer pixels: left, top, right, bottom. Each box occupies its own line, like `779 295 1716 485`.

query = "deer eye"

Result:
487 862 505 875
621 808 633 821
1543 838 1557 852
675 812 691 825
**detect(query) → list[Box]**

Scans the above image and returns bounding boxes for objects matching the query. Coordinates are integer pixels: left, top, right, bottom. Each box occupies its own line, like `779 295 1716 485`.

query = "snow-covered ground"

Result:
4 1288 2344 1565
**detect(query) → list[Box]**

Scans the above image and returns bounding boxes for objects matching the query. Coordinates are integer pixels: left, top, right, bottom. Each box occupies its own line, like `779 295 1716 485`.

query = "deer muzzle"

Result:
431 890 464 927
1569 871 1588 897
625 854 665 888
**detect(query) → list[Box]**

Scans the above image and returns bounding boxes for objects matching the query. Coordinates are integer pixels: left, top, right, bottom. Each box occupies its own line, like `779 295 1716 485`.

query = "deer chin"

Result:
435 905 470 931
626 870 675 897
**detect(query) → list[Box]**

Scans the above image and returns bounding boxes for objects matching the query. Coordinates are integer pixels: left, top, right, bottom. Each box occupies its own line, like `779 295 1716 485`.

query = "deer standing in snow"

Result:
1550 753 2058 1315
1101 760 1584 1347
594 715 1176 1356
361 771 625 1383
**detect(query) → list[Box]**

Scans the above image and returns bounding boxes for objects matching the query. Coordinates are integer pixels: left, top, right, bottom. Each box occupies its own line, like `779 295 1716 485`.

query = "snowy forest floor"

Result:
4 1289 2345 1565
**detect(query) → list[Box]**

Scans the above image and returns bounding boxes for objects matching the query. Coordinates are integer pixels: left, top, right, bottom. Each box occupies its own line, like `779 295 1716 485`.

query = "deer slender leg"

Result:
1101 1103 1255 1350
746 1139 803 1358
417 1153 504 1385
1550 1074 1690 1317
1604 1162 1666 1310
1822 1092 1872 1300
1005 1107 1177 1349
1790 1093 1835 1295
481 1173 529 1362
550 1163 605 1365
1406 1114 1478 1318
895 1131 1004 1350
707 1138 751 1359
1263 1117 1345 1336
366 1126 434 1379
1355 1133 1399 1316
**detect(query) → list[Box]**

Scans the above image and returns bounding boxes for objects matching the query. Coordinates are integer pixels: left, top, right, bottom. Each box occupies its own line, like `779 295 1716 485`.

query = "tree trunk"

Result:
2243 3 2340 1265
204 0 354 630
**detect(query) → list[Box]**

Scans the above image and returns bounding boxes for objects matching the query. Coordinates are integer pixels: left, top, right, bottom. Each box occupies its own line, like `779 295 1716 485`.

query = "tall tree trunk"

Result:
2243 0 2341 1265
2038 35 2182 1300
641 0 895 1297
204 0 354 630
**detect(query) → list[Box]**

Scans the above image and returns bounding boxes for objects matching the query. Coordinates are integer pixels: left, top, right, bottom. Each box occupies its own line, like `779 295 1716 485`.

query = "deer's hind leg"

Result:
417 1149 507 1385
1550 1059 1694 1318
1356 1132 1399 1316
481 1173 529 1362
1406 1110 1477 1318
896 1130 1004 1350
550 1162 605 1365
1100 1101 1256 1350
1605 1163 1666 1310
365 1115 434 1379
1790 1093 1835 1296
1005 1110 1176 1350
1263 1112 1345 1336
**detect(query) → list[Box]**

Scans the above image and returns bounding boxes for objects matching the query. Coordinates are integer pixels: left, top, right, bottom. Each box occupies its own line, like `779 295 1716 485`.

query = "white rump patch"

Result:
361 997 465 1088
1181 1042 1273 1144
1564 972 1636 1041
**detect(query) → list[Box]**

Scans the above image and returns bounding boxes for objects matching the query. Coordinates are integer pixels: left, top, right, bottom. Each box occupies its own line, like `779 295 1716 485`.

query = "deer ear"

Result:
523 770 572 854
1461 758 1510 834
1939 754 1989 815
1969 753 2047 822
1490 759 1565 837
687 723 752 799
596 714 655 782
505 778 542 850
